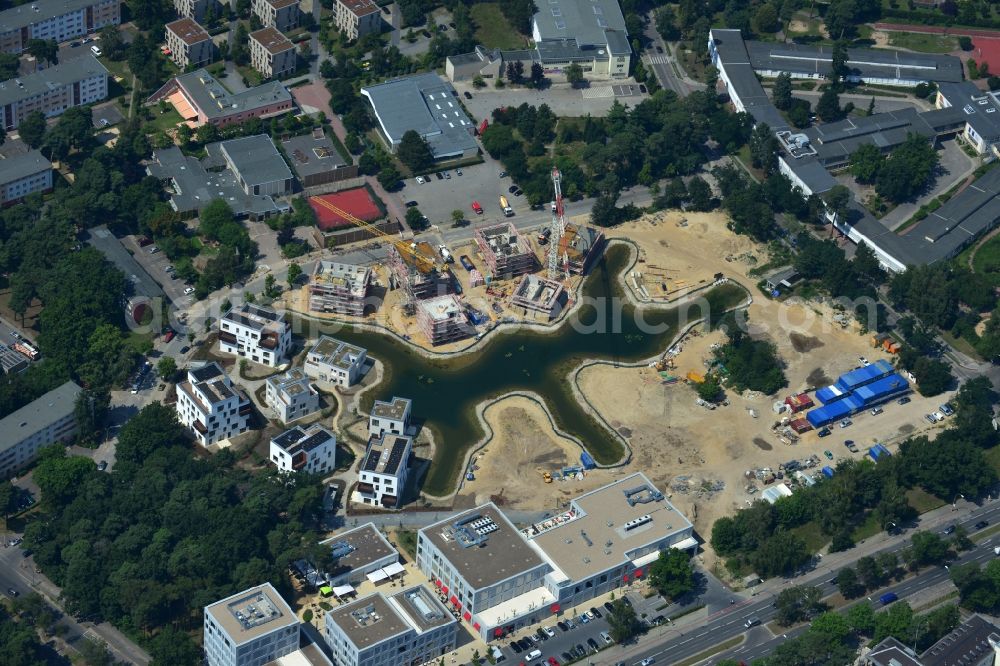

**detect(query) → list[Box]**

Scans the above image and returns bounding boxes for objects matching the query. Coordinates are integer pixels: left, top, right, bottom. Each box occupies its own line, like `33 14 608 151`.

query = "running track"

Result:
874 22 1000 39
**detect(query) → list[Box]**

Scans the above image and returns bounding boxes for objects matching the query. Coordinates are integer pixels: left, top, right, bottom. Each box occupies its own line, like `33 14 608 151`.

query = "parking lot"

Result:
120 232 194 308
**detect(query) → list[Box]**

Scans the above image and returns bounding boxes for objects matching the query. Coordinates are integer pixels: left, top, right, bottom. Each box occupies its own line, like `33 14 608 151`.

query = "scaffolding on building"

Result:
474 222 536 280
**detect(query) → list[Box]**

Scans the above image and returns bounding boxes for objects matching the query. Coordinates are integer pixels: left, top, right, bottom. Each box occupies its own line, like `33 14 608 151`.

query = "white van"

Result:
526 649 542 660
600 631 613 645
90 45 102 56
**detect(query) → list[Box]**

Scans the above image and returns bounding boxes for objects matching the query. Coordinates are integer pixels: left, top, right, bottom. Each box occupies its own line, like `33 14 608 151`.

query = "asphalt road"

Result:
607 500 1000 665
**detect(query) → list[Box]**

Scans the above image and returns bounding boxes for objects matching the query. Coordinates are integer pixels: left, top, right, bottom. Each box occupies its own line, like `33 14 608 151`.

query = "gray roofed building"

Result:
281 130 349 186
208 134 294 197
147 69 294 128
863 614 1000 665
708 29 789 132
779 155 836 195
0 0 120 53
0 149 50 183
319 523 399 586
803 108 937 166
0 381 82 478
360 73 478 160
0 55 108 130
935 81 1000 153
745 39 964 84
0 55 107 108
531 0 626 47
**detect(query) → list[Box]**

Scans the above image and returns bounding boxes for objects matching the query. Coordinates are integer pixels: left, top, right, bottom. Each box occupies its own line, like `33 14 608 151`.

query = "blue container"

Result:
580 452 596 470
821 466 835 478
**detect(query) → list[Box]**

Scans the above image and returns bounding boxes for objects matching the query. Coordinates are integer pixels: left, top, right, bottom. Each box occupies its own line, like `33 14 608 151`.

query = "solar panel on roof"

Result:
363 449 380 472
384 438 407 475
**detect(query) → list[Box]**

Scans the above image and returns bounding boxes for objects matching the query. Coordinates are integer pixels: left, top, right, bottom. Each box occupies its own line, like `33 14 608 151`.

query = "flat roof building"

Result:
0 381 81 479
204 583 300 666
265 368 319 424
176 363 252 446
208 134 294 199
333 0 381 41
269 423 335 475
319 523 398 586
356 433 412 509
510 274 566 319
361 73 478 160
220 303 292 367
530 0 630 80
0 149 52 204
303 336 367 388
308 261 371 317
282 129 354 188
252 0 300 32
416 294 472 346
249 27 297 80
864 614 1000 666
165 17 214 69
369 396 411 439
324 586 457 666
474 222 536 279
148 69 294 128
0 55 108 130
0 0 120 55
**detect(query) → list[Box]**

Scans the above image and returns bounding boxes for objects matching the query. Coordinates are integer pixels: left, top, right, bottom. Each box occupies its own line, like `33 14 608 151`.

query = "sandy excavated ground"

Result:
460 211 952 566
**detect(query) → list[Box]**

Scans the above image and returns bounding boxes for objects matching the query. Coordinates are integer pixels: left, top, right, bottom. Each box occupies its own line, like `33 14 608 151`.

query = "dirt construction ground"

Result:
458 210 954 567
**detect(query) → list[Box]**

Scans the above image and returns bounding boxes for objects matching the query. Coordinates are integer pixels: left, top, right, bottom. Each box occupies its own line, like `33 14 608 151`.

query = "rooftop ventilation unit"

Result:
623 515 653 531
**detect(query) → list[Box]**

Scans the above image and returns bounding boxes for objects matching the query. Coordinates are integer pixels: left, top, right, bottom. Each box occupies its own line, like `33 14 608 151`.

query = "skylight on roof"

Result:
551 8 561 15
555 20 566 29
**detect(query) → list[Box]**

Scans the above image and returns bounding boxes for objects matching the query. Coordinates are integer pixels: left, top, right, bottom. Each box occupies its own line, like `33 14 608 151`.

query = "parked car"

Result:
464 91 472 99
513 188 523 196
603 601 614 613
435 172 444 180
579 613 590 624
871 407 883 415
547 658 559 666
556 621 568 632
940 404 955 416
975 520 989 530
640 658 655 666
639 84 647 93
456 168 463 175
933 411 946 421
839 419 852 429
589 606 602 619
163 329 175 343
137 235 153 247
818 427 831 437
508 185 519 194
925 413 937 424
943 524 956 535
587 637 599 651
897 396 911 405
858 356 869 366
472 201 483 214
184 286 195 295
405 200 419 207
415 176 426 184
744 617 761 628
656 45 664 53
444 171 451 179
601 631 613 644
180 345 190 354
148 246 160 254
824 450 833 460
542 626 555 637
7 587 18 597
509 641 521 654
498 170 508 178
97 460 108 471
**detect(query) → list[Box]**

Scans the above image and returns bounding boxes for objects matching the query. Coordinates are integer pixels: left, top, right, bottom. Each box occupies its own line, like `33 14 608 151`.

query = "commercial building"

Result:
176 363 252 446
165 18 214 69
388 242 453 300
416 294 472 346
147 69 294 128
333 0 381 41
416 473 695 640
864 614 1000 666
308 261 372 316
249 27 296 80
252 0 299 32
0 55 108 131
557 222 605 275
510 274 566 319
529 0 631 79
265 368 319 423
807 360 910 427
324 585 457 666
474 222 536 279
208 134 294 198
356 433 412 508
0 0 120 54
174 0 219 22
319 524 399 587
282 129 356 188
303 336 367 387
369 397 411 438
204 583 300 666
0 381 80 479
0 149 52 204
219 303 292 367
360 73 478 160
269 423 336 474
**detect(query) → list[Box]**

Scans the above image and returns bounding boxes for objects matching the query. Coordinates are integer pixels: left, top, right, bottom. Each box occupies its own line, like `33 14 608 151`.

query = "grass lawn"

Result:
972 232 1000 280
905 487 947 514
939 329 981 360
792 522 831 552
470 4 524 50
142 106 184 134
984 446 1000 477
887 31 958 54
851 513 882 542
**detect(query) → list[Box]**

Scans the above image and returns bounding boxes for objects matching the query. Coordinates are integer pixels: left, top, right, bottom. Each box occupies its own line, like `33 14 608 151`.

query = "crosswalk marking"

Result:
581 85 614 98
646 54 670 65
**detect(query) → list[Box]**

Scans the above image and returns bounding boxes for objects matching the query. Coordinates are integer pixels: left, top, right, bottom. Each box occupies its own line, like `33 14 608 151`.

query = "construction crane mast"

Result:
547 167 566 280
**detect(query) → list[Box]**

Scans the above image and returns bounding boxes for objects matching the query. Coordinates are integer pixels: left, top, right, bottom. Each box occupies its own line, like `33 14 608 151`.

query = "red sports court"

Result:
309 188 381 231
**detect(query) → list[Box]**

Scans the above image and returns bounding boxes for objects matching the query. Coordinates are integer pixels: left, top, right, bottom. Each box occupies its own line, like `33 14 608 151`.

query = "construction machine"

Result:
536 468 553 484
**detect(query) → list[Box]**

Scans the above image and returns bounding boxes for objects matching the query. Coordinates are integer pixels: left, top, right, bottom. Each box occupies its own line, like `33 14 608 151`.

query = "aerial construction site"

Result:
474 222 537 280
388 241 453 302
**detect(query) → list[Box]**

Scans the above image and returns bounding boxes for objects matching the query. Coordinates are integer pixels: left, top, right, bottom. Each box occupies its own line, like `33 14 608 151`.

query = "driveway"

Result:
883 138 977 230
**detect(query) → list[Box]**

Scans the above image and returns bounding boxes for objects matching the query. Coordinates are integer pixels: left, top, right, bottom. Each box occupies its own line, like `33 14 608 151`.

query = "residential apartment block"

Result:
0 0 120 54
265 368 319 423
319 523 399 586
333 0 381 41
417 473 696 641
368 396 411 438
308 261 371 316
252 0 299 32
175 363 252 446
0 381 80 479
416 294 471 346
474 222 535 279
249 27 296 80
165 18 214 69
0 149 52 204
270 423 336 474
1 55 108 130
204 583 300 666
219 303 291 367
356 433 411 509
303 336 367 388
174 0 218 22
324 586 457 666
147 70 294 128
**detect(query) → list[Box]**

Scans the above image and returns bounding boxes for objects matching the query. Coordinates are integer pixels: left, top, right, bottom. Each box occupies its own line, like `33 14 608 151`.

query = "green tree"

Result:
606 599 641 643
773 72 793 110
377 163 402 190
397 130 434 172
910 531 950 568
829 40 850 87
529 62 545 87
753 3 779 33
816 86 843 121
565 62 585 88
99 25 126 60
655 6 679 40
25 38 58 66
405 206 427 230
0 482 14 520
847 601 876 634
875 133 939 203
287 262 302 287
18 111 47 149
450 209 465 227
835 567 864 598
696 375 722 402
647 548 696 601
849 144 884 184
156 356 177 380
687 176 713 211
749 122 779 174
823 184 851 223
775 585 826 626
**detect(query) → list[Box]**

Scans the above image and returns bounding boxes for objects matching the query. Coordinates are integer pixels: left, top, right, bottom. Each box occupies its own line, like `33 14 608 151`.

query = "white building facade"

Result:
0 0 121 54
356 433 411 509
0 149 52 204
265 368 319 423
175 363 251 446
269 423 336 474
0 381 80 479
219 304 291 367
204 583 300 666
368 396 411 438
303 336 367 388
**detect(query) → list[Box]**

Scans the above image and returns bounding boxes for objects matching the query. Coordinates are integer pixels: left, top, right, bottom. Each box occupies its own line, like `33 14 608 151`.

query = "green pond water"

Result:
299 243 747 495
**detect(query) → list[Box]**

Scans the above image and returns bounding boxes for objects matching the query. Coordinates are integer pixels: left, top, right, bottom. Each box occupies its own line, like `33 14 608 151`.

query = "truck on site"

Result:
499 195 513 217
437 244 454 263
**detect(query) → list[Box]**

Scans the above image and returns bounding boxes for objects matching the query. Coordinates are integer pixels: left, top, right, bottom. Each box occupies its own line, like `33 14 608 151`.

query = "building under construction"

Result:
510 274 566 319
474 222 536 279
558 222 606 276
416 294 472 346
308 260 372 316
389 242 453 300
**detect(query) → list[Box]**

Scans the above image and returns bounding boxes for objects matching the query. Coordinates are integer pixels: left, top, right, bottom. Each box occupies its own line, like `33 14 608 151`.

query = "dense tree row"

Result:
22 404 329 665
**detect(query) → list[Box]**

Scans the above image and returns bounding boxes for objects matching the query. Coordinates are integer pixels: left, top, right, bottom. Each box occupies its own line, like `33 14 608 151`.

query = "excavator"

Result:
309 196 439 274
536 468 553 484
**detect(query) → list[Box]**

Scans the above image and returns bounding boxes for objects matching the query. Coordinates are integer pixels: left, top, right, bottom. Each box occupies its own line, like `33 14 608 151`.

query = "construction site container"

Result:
784 393 815 413
789 417 812 434
868 444 891 462
884 342 901 354
816 384 846 405
821 466 835 478
580 452 596 470
806 400 852 427
853 374 909 405
835 360 894 392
